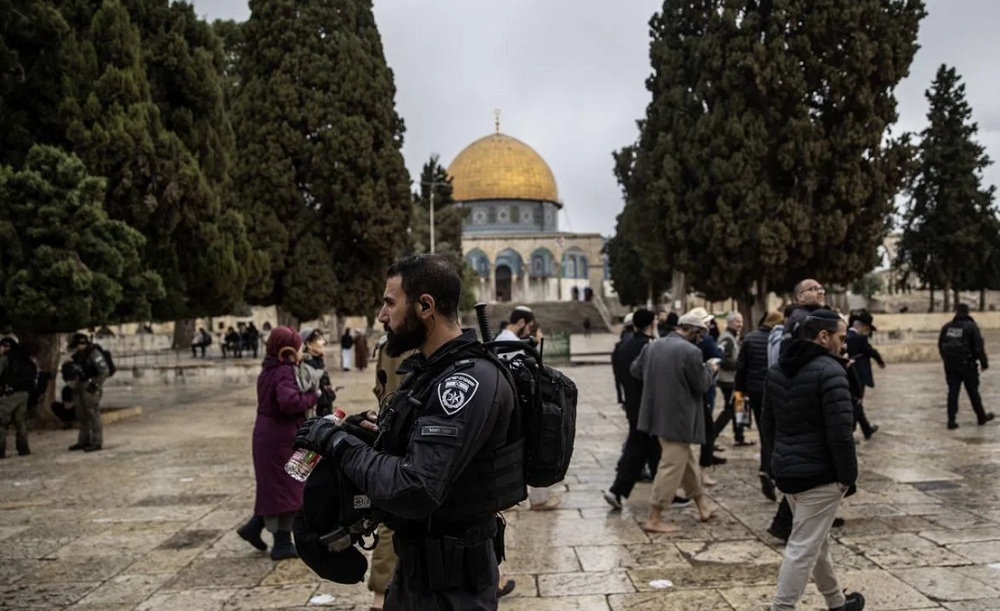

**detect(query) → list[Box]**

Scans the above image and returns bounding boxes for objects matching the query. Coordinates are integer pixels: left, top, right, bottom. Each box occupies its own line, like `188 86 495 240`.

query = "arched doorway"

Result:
495 265 513 302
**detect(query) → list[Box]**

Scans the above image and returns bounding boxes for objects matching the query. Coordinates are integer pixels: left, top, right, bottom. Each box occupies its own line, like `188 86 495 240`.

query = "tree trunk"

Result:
929 285 935 312
980 288 987 312
172 318 196 350
953 288 960 311
671 270 687 312
18 331 63 429
943 285 950 312
276 305 298 329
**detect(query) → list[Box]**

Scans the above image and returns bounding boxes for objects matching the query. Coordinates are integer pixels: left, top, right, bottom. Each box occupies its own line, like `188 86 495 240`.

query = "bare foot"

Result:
643 520 682 533
697 502 714 522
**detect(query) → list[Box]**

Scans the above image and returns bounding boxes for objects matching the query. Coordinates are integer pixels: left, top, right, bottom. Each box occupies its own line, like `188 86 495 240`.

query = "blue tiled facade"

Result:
457 200 561 234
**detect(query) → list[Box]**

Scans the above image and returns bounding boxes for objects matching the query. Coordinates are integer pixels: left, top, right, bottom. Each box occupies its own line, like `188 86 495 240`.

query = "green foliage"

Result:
410 155 465 256
0 145 164 332
898 65 999 294
851 273 884 301
232 0 411 321
615 0 924 312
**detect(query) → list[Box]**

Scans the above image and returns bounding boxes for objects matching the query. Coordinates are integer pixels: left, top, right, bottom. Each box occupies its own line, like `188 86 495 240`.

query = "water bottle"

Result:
285 408 346 482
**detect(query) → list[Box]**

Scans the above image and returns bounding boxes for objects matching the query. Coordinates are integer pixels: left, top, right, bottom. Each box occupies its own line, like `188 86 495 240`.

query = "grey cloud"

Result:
192 0 1000 235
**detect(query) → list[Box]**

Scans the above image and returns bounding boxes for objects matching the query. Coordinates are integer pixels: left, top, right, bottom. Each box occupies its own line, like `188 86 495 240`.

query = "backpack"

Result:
85 344 116 378
2 344 38 392
485 340 578 488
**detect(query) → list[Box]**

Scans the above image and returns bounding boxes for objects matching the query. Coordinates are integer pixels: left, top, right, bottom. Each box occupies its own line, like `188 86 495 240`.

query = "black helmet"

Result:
292 457 374 584
69 333 90 348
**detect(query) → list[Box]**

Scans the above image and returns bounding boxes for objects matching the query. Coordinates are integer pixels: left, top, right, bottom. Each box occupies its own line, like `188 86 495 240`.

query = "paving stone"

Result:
162 557 276 590
220 584 318 609
502 545 581 574
23 556 136 584
126 549 201 574
75 573 172 605
537 570 635 596
838 569 939 609
0 538 74 560
919 527 1000 545
893 567 1000 601
574 543 689 572
947 541 1000 564
675 540 784 566
609 589 733 611
498 594 611 611
842 533 973 568
259 559 323 585
0 582 99 608
54 531 173 558
718 584 826 610
135 588 239 611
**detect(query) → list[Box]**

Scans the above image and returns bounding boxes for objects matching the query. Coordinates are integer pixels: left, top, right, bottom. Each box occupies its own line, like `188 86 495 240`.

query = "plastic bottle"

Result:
285 408 346 482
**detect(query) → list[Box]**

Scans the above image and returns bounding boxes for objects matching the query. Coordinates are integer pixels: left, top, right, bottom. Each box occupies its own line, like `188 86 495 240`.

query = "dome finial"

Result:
494 109 501 134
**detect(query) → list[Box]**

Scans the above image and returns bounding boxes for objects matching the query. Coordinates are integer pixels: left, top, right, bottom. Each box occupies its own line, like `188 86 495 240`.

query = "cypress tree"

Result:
616 0 924 319
232 0 411 323
411 155 464 257
899 65 997 310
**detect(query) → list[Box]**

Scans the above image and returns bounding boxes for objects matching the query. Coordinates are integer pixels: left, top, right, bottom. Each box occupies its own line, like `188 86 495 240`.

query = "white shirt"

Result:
495 329 520 343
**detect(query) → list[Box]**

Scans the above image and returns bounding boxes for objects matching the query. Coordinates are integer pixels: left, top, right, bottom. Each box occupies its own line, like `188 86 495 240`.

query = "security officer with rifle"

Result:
294 254 523 611
66 333 109 452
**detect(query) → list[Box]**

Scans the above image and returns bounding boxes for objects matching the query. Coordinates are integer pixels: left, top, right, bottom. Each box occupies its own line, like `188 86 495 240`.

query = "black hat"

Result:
292 458 370 584
632 309 655 330
854 311 876 332
69 333 90 347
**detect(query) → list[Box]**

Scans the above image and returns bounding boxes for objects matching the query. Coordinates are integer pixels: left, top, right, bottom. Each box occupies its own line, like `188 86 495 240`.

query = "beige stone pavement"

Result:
2 362 1000 610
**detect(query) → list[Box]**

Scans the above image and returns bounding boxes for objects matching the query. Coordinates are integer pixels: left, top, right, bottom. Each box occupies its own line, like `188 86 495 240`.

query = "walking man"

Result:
846 311 882 439
715 312 752 446
737 311 784 500
764 309 865 611
604 309 659 509
631 311 717 532
939 304 995 429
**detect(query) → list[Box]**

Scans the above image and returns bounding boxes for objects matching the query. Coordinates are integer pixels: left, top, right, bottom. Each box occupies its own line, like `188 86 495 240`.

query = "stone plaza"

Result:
2 361 1000 610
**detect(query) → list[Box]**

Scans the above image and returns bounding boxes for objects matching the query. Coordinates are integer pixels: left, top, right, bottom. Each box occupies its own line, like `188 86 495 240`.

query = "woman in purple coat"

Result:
236 326 317 560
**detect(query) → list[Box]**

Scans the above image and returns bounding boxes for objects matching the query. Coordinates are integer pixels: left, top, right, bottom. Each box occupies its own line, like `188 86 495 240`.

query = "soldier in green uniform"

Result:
66 333 109 452
0 336 35 459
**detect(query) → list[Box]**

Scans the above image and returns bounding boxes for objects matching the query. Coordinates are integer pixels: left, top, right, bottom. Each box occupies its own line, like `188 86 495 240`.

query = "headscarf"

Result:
266 325 303 359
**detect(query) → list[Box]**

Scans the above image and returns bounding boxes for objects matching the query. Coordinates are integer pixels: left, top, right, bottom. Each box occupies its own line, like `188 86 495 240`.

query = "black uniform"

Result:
736 325 772 474
333 330 521 611
609 331 658 499
938 313 990 425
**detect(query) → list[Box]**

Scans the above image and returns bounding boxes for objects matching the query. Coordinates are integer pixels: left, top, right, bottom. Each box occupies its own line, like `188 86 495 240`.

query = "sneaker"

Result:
832 591 866 611
602 490 622 510
978 412 996 425
83 444 102 452
710 456 727 466
947 421 960 430
638 466 654 482
759 472 777 502
68 443 87 451
670 496 692 508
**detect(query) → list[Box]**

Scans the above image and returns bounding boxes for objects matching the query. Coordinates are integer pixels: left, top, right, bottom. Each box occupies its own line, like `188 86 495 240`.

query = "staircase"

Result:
471 302 610 336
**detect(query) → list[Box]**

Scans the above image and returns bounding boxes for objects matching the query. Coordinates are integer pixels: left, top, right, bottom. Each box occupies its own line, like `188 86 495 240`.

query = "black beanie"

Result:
632 309 655 330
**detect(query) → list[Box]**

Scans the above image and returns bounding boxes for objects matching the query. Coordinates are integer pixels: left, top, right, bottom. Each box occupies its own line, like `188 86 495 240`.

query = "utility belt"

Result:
392 516 504 592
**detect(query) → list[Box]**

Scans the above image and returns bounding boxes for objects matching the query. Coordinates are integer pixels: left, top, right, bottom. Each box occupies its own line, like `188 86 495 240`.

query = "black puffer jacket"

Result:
938 314 988 367
735 326 771 395
762 339 857 494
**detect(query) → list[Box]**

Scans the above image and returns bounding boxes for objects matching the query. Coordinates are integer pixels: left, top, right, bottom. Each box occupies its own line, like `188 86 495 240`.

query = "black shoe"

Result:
832 517 846 528
17 449 30 456
979 412 996 425
767 525 790 543
83 444 102 452
602 490 623 510
714 445 726 453
68 443 87 451
270 530 298 560
237 515 267 551
759 472 777 502
710 456 727 465
863 425 879 440
670 496 692 508
948 421 959 430
497 578 516 598
638 466 654 482
832 591 866 611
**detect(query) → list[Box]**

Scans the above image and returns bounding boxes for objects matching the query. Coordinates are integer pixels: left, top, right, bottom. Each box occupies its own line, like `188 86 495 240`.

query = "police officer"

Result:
939 304 995 430
67 333 109 452
0 336 34 458
294 254 522 611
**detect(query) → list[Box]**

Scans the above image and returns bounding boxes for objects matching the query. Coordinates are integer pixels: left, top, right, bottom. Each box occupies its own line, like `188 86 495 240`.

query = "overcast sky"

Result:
192 0 1000 237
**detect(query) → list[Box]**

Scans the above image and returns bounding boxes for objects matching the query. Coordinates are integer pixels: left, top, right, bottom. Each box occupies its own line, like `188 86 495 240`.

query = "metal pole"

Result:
429 187 435 254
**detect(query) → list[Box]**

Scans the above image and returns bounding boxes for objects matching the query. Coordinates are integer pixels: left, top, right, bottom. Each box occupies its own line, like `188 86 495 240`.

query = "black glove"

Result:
294 417 349 459
343 413 378 446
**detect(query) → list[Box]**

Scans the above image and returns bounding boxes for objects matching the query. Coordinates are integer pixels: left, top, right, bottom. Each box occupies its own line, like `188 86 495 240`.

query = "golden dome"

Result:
447 133 559 203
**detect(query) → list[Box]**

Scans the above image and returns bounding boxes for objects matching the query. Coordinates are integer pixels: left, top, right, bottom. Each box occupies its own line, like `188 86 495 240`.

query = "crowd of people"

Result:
605 277 996 611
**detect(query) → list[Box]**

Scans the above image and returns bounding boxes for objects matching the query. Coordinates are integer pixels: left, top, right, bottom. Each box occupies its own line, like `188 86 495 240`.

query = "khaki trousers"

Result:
771 483 846 611
650 439 704 509
368 524 396 594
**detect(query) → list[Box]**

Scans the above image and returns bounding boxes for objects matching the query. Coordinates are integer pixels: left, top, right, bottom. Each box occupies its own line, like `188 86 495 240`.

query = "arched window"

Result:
530 248 555 277
562 248 589 279
465 249 491 277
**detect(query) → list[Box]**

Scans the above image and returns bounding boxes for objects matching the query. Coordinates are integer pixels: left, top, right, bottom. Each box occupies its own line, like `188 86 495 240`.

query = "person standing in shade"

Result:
939 303 995 429
67 334 109 452
603 309 659 509
845 311 881 440
631 311 717 532
340 328 354 371
764 310 865 611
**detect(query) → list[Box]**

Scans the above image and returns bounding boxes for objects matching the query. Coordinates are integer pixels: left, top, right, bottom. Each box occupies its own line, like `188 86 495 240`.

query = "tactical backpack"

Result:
89 344 116 378
486 340 578 488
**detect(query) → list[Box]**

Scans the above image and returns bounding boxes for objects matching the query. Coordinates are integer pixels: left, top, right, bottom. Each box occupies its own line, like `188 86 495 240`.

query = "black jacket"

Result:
938 314 988 368
612 332 653 416
762 339 857 494
335 330 517 535
846 329 883 389
735 325 771 396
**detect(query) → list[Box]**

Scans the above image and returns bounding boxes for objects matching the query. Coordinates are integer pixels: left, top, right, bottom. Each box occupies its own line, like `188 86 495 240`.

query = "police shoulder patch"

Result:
437 372 479 416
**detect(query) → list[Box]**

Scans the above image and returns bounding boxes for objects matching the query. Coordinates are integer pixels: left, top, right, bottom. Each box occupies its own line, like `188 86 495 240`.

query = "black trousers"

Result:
748 392 766 473
699 387 717 467
384 547 499 611
771 495 793 534
610 409 662 498
713 385 745 444
945 362 988 423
